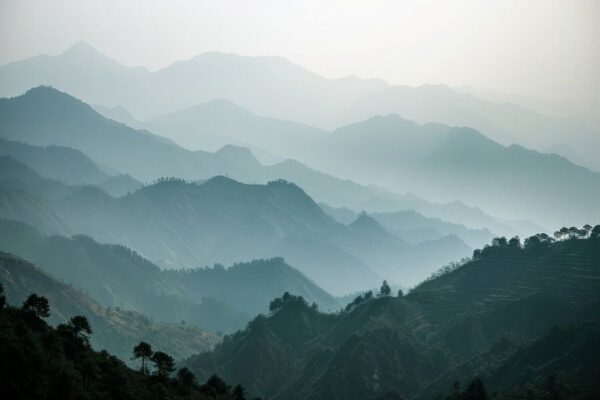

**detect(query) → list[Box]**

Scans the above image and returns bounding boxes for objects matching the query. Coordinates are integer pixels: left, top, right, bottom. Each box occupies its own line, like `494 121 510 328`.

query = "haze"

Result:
1 0 598 113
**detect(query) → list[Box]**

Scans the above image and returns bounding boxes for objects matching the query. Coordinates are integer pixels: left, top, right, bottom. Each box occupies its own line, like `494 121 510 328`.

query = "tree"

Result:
508 236 521 248
233 384 246 400
397 289 404 297
70 316 92 335
205 374 229 395
0 283 5 308
176 367 197 394
22 294 50 319
69 316 93 345
269 297 284 313
463 378 488 400
378 280 391 297
591 225 600 238
132 341 154 374
151 351 175 378
554 227 570 240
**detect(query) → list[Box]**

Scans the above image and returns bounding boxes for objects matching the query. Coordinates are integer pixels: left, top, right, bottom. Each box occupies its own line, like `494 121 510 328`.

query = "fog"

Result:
1 0 598 114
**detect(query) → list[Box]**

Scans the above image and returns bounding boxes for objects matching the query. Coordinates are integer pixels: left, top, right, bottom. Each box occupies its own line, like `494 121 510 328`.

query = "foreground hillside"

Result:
0 251 218 362
184 231 600 400
0 281 253 400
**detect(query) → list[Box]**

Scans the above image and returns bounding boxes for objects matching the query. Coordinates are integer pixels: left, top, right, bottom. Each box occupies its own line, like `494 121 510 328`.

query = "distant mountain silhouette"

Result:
307 114 600 228
0 185 69 235
0 42 388 126
343 84 600 171
0 86 528 237
0 156 77 200
2 42 596 172
52 176 472 292
0 137 109 184
0 86 247 182
145 98 325 158
322 204 494 248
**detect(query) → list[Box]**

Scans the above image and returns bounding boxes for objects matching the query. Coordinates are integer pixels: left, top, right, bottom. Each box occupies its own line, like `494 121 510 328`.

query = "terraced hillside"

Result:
184 233 600 400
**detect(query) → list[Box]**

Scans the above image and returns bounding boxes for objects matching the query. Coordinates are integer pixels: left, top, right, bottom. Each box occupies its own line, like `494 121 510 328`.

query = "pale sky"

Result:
1 0 599 111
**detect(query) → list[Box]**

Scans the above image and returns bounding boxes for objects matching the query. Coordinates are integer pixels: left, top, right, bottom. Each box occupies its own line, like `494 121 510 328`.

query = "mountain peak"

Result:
214 144 260 166
62 41 106 60
349 211 392 237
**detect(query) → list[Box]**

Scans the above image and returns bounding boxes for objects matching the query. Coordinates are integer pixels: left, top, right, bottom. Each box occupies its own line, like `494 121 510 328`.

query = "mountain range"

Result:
52 176 474 292
305 115 600 228
1 41 598 173
0 85 566 235
0 219 341 332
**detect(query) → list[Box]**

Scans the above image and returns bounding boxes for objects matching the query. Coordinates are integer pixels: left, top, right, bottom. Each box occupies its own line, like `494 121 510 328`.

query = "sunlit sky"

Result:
1 0 598 111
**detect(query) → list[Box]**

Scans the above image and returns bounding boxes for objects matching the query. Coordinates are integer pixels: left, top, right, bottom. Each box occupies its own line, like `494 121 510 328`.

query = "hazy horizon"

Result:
1 0 599 113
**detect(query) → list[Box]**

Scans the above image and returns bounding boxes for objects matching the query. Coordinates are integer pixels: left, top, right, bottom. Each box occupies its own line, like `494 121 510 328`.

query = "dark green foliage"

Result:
151 351 176 378
269 292 308 313
0 282 5 308
132 341 153 373
0 292 249 400
378 280 391 296
22 293 50 318
185 233 600 400
344 290 374 312
443 378 488 400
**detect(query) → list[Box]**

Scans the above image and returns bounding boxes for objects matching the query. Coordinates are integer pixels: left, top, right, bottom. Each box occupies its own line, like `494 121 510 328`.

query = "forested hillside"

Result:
185 230 600 400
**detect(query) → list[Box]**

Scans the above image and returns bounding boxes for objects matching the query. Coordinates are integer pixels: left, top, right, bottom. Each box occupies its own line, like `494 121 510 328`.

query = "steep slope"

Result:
0 219 340 329
0 86 251 182
0 251 219 363
307 115 600 228
417 321 600 400
0 186 69 235
185 233 600 400
0 86 527 237
0 156 77 200
0 137 109 184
